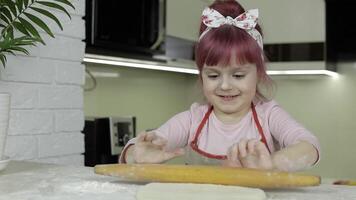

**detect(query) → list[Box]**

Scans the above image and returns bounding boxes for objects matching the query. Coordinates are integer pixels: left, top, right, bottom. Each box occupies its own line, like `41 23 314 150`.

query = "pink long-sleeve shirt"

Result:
120 100 320 163
155 100 320 155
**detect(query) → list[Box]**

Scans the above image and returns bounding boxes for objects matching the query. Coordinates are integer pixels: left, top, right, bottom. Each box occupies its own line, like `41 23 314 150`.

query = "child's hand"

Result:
133 132 185 164
222 143 243 167
227 139 274 170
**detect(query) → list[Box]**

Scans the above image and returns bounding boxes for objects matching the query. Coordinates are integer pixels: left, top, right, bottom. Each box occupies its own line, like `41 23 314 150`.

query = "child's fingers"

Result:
137 132 167 148
227 143 239 162
255 141 270 157
238 139 248 158
247 139 258 154
145 133 168 149
225 144 242 167
136 132 148 142
173 148 185 156
152 136 168 147
144 132 157 142
162 148 185 161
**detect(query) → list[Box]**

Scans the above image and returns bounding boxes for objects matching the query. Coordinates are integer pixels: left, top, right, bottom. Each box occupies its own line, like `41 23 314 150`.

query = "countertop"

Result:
0 161 355 200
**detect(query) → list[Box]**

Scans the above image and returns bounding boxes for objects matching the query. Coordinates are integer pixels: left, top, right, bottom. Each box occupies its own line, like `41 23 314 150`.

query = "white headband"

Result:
199 8 263 49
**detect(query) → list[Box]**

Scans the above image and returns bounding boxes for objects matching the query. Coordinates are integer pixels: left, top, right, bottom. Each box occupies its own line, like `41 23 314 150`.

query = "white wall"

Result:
0 1 85 165
272 63 356 179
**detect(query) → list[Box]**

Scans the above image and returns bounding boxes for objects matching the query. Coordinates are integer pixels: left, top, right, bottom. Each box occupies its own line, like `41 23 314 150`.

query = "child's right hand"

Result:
132 132 185 164
223 139 273 170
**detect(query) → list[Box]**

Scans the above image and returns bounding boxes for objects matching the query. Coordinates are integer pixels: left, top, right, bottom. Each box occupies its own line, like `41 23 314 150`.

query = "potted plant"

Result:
0 0 75 67
0 0 75 165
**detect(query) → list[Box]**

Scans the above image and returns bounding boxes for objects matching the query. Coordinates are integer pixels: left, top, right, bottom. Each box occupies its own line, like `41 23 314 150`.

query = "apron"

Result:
184 102 270 165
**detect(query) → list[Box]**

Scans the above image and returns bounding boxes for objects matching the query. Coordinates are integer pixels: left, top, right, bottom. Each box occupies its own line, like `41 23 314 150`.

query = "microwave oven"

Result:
84 0 166 58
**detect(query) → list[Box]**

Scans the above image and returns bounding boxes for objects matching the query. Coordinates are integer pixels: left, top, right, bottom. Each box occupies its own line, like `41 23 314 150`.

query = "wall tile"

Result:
38 132 84 158
8 110 53 135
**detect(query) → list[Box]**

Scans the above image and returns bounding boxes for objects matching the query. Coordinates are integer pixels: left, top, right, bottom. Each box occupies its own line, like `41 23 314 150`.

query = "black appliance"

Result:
325 0 356 63
83 116 136 167
84 0 166 60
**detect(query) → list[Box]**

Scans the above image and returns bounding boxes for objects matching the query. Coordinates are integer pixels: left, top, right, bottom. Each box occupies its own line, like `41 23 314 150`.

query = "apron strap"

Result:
191 103 271 160
190 106 229 159
251 102 271 153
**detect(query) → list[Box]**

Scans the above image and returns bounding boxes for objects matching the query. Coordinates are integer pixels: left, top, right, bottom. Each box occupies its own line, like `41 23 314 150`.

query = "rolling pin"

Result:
94 164 320 188
333 180 356 186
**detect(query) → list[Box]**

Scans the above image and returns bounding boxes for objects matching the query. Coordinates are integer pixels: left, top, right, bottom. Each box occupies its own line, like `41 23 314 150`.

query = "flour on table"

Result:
136 183 266 200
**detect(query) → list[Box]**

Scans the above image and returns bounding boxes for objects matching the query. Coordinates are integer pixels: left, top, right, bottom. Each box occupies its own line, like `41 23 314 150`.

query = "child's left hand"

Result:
226 139 274 170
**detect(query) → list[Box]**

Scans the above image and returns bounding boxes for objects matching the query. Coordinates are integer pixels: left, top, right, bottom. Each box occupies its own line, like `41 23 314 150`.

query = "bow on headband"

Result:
199 8 263 49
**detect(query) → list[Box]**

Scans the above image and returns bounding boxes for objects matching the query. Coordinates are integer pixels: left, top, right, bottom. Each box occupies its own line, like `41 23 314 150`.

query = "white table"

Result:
0 161 355 200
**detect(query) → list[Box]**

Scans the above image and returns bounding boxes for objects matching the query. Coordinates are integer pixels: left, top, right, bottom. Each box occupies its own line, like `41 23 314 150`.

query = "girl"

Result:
119 0 320 172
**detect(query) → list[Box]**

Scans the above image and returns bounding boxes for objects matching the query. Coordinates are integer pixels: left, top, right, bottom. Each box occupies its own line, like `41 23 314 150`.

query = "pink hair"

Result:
195 0 274 100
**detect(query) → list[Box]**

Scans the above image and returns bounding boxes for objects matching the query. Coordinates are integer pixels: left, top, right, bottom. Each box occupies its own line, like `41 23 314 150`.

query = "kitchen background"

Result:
0 0 355 181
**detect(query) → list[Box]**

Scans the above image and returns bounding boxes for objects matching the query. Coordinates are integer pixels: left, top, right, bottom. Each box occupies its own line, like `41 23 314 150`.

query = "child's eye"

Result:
233 74 245 78
207 74 219 79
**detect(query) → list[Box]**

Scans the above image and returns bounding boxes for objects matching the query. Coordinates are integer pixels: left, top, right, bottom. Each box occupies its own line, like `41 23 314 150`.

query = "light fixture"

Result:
84 54 198 74
267 70 339 78
86 71 120 78
83 54 338 78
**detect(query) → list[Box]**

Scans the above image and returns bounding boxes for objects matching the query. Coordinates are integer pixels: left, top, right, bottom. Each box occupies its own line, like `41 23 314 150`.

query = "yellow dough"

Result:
136 183 266 200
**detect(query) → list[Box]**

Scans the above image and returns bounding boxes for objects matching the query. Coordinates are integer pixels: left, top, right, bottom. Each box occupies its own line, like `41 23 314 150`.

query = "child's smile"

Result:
201 61 258 123
217 94 240 102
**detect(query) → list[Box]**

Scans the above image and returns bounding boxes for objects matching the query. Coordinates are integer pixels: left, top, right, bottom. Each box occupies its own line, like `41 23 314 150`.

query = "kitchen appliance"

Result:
84 0 197 70
85 0 165 59
83 116 136 166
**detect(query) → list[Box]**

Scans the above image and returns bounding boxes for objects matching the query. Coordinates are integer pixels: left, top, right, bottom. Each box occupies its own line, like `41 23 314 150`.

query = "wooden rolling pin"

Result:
94 164 320 188
333 180 356 186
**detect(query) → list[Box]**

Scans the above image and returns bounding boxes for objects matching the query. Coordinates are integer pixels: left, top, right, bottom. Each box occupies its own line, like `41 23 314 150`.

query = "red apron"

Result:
185 103 270 165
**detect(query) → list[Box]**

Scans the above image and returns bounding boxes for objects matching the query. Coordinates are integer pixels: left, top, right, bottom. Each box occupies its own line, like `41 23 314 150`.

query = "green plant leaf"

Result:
0 7 12 22
3 0 17 16
11 36 38 47
54 0 75 10
0 0 75 68
7 25 14 39
8 46 29 55
0 54 7 67
0 39 9 50
4 49 16 56
36 1 71 19
14 35 37 42
16 0 23 12
18 16 44 44
24 12 54 37
13 21 30 35
30 6 63 30
15 40 35 46
0 13 10 25
4 29 11 40
23 0 29 8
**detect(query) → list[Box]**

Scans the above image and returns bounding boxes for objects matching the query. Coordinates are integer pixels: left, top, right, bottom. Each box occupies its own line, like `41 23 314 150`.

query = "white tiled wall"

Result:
0 0 85 166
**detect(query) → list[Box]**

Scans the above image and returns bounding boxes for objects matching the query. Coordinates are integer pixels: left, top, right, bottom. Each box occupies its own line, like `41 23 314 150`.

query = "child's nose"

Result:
220 77 233 90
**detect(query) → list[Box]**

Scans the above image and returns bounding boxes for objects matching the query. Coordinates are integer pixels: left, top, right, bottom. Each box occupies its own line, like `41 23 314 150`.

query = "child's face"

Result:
201 61 258 118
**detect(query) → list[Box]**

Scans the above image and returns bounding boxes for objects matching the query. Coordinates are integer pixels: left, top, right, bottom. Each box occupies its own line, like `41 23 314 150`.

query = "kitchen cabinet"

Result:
1 161 356 200
166 0 325 43
164 0 334 74
237 0 333 73
237 0 325 44
166 0 211 41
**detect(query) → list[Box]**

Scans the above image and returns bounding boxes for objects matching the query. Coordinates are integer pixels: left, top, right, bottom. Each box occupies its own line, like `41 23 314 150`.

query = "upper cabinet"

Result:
83 0 356 75
166 0 325 44
166 0 210 41
238 0 325 44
